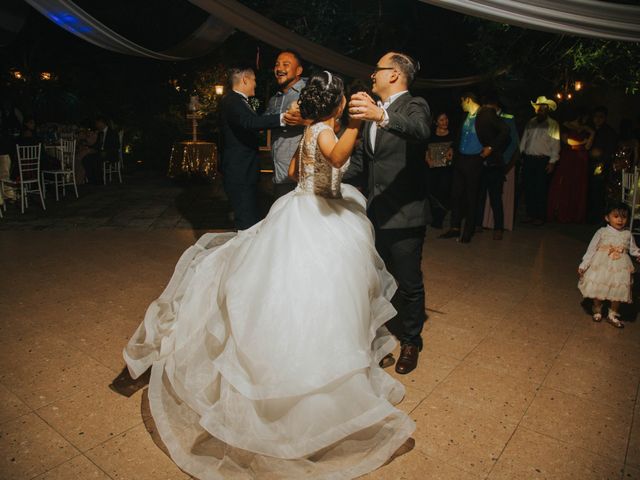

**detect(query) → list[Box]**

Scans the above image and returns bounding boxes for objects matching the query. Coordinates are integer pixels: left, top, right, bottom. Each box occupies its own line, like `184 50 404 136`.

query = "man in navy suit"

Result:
348 52 431 374
219 66 284 229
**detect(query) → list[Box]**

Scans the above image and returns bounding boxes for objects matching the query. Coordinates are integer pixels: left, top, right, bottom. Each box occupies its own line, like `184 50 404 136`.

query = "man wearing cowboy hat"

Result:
520 96 561 226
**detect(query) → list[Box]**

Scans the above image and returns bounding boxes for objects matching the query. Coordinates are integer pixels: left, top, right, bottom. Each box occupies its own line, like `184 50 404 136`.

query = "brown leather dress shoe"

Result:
395 344 419 374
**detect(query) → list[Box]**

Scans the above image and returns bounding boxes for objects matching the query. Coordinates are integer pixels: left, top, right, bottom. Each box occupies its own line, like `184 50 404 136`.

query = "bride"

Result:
124 70 414 479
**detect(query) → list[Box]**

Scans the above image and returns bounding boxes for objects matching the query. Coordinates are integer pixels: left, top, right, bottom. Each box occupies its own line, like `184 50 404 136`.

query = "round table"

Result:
168 141 218 180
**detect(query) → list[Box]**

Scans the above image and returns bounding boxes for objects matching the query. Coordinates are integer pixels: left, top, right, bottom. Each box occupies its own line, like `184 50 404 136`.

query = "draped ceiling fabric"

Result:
23 0 234 60
188 0 501 88
23 0 640 87
420 0 640 42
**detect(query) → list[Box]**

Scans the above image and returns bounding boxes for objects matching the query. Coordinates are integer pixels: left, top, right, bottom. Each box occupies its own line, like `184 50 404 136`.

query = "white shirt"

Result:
520 116 561 163
369 90 408 152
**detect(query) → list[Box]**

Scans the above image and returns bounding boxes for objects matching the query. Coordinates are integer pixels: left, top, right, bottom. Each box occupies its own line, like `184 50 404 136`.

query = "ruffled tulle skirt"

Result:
578 251 634 302
123 184 414 479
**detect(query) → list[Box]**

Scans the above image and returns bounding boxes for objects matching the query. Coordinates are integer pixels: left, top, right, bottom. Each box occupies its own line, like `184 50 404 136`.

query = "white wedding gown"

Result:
123 122 415 479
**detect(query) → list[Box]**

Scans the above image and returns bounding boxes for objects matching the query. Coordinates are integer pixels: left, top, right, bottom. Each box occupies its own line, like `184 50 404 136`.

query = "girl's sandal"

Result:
607 313 624 329
592 313 602 322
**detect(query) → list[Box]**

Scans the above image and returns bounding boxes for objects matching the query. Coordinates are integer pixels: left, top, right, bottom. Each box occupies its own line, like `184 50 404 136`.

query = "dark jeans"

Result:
224 181 259 230
451 153 484 239
273 181 296 199
374 226 426 349
476 165 505 231
427 166 452 228
522 154 550 221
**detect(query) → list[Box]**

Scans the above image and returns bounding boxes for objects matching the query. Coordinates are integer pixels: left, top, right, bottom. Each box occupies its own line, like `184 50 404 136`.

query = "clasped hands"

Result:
282 92 383 127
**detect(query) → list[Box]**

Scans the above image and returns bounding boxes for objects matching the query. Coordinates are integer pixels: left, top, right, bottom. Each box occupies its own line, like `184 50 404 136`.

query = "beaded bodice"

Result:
296 122 349 199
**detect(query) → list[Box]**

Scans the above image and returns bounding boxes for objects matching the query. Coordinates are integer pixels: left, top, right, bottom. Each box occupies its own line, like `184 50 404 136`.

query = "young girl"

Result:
578 202 640 327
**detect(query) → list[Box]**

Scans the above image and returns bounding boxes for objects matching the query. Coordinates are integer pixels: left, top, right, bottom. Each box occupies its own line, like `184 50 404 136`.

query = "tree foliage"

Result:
468 20 640 94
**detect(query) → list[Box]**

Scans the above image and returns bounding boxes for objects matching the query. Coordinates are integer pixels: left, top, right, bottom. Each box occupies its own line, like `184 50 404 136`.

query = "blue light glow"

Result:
47 11 92 34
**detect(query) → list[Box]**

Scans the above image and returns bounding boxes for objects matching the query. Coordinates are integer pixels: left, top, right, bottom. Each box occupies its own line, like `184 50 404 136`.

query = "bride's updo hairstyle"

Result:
298 70 344 120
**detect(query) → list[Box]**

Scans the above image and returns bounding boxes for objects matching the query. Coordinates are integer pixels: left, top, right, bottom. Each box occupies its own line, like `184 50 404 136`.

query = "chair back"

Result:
60 138 76 173
16 144 41 183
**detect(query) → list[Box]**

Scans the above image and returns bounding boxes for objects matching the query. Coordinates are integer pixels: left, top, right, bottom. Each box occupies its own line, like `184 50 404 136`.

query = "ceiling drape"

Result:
420 0 640 42
23 0 233 60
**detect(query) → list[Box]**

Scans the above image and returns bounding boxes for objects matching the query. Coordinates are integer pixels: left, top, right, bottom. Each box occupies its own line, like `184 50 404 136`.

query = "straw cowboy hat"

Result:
531 96 557 111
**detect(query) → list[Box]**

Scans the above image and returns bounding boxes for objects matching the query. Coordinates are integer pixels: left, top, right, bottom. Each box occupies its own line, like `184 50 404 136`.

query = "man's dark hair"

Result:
593 105 608 116
226 64 254 88
277 49 303 67
460 91 480 104
482 91 500 107
389 52 420 86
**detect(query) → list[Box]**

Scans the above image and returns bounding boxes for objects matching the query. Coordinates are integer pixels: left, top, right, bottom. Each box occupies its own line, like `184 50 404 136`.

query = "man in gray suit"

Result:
349 52 431 374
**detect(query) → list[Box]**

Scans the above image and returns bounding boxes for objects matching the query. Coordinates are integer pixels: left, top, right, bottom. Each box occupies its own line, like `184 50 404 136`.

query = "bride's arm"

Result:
288 146 300 181
318 118 361 168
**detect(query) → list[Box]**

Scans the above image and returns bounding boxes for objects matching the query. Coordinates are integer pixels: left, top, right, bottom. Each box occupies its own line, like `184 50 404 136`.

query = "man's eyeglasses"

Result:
372 66 395 74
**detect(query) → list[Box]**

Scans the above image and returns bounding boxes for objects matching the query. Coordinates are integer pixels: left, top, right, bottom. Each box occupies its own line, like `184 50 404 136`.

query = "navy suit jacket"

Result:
348 92 431 229
219 91 281 184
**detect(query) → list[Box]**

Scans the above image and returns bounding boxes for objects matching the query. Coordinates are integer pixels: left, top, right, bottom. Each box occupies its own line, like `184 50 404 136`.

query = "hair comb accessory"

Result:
324 70 333 89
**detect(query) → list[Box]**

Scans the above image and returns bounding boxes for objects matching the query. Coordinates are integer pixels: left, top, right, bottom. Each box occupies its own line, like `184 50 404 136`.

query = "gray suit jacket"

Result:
347 92 431 229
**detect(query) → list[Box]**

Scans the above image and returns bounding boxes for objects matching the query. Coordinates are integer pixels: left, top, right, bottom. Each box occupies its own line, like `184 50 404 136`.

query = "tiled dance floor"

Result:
1 218 638 479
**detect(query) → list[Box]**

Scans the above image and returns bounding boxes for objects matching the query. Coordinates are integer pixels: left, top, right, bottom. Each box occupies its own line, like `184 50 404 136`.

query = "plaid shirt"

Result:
265 78 306 184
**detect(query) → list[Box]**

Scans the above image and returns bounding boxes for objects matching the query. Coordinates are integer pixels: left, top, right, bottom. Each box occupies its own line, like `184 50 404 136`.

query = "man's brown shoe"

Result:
395 344 419 374
493 230 503 240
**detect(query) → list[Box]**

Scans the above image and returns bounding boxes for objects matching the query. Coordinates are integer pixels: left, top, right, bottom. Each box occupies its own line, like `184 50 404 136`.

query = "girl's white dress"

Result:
578 225 640 302
123 122 414 479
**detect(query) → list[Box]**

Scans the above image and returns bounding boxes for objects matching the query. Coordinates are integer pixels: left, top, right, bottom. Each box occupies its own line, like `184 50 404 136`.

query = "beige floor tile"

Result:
0 383 31 425
32 454 111 480
487 427 622 480
422 322 488 361
1 352 117 410
464 336 558 383
561 334 640 376
544 352 638 408
433 362 539 422
396 385 429 415
624 465 640 479
488 313 575 351
86 423 190 480
626 403 640 468
363 448 480 479
36 383 146 451
521 387 632 463
0 412 78 480
411 391 517 476
430 300 503 334
53 314 134 373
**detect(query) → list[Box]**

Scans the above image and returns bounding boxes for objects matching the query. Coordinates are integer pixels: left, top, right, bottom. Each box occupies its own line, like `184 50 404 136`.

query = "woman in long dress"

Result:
123 71 414 479
547 108 594 223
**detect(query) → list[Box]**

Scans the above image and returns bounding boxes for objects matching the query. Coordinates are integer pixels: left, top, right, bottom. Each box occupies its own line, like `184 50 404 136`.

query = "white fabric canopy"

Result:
420 0 640 42
23 0 233 60
25 0 639 87
188 0 496 88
